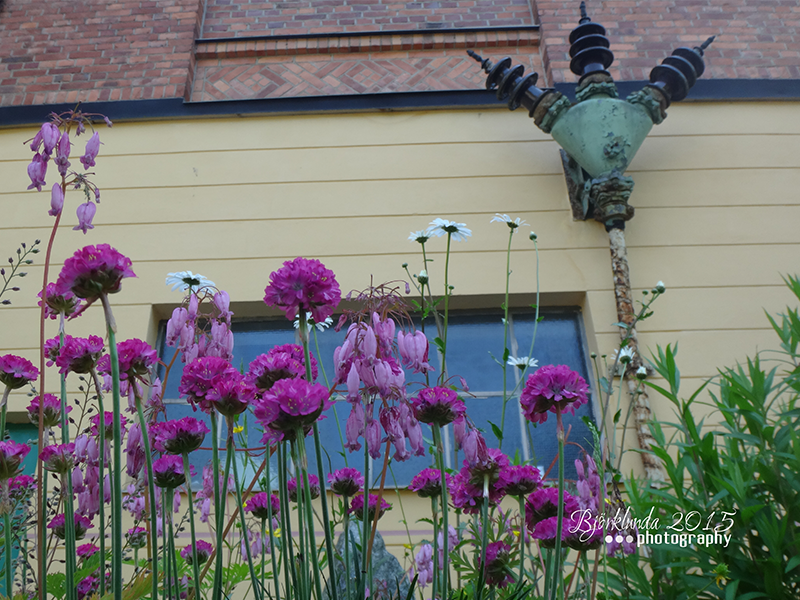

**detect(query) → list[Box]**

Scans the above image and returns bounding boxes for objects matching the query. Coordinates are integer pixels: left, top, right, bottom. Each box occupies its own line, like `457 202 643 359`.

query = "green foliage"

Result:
610 277 800 600
45 573 66 600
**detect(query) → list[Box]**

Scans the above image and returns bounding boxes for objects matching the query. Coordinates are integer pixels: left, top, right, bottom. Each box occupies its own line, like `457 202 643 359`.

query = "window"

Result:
157 307 594 487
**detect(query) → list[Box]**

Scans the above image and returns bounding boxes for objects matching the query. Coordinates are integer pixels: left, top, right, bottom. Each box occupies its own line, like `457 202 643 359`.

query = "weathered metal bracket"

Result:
560 149 592 221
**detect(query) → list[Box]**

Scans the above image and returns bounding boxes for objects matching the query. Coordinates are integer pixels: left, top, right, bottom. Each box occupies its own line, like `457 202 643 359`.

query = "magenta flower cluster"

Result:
0 354 39 390
54 244 136 301
247 344 318 392
244 492 280 521
150 417 209 455
54 335 104 375
263 257 342 323
408 468 452 499
27 393 70 429
253 378 331 441
349 493 391 522
181 540 213 565
38 282 82 320
287 474 321 502
327 468 364 497
519 364 590 424
411 386 466 427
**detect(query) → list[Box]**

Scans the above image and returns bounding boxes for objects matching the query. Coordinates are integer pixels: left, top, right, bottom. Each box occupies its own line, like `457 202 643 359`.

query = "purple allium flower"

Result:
152 455 186 489
0 441 30 479
0 354 39 390
90 411 128 440
531 516 567 549
396 330 434 374
462 448 510 489
113 338 158 381
179 356 239 413
77 543 99 559
519 364 590 425
73 201 96 234
244 492 280 521
54 244 136 301
497 464 541 497
349 493 391 522
80 132 101 169
27 152 47 191
48 513 93 540
44 337 62 367
40 443 76 475
410 544 434 588
77 576 98 600
206 372 256 418
525 487 580 529
480 541 514 588
450 470 504 515
38 283 82 320
150 417 209 455
263 257 341 324
564 515 604 551
54 335 104 375
246 344 318 392
27 393 71 428
327 468 364 497
411 387 466 427
253 378 332 441
126 526 148 549
49 183 64 217
181 540 213 565
287 474 320 503
408 468 452 499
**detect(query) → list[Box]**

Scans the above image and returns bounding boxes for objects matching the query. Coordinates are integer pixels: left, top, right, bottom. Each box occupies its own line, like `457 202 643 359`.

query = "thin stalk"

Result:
295 429 324 600
360 434 370 599
100 293 123 599
432 425 449 600
230 420 263 600
478 475 490 600
210 412 223 600
0 387 9 441
343 501 352 600
90 369 107 596
134 388 159 600
260 519 267 597
299 312 339 600
583 552 590 600
440 233 453 385
518 496 526 583
168 504 180 600
182 453 202 600
4 481 11 598
552 409 566 600
162 492 171 599
63 473 77 600
498 227 514 450
277 443 297 600
264 451 281 597
431 495 439 599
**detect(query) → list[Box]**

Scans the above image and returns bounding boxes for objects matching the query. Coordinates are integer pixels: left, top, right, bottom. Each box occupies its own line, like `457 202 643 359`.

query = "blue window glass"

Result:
157 307 594 488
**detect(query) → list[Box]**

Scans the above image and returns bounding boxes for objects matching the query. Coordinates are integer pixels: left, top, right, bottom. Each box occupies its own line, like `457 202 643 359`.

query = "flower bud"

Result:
417 270 429 285
636 366 648 380
49 183 64 217
529 232 538 241
655 281 666 294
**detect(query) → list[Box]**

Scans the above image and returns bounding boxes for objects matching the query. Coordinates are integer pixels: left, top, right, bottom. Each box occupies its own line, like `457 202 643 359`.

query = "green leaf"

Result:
502 347 510 363
46 573 66 600
613 409 622 424
433 337 445 353
489 421 504 442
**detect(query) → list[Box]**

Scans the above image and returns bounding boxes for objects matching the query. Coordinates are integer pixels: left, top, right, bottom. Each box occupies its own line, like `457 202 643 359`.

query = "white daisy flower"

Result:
165 271 215 293
612 346 635 364
491 213 528 230
507 356 538 370
427 218 472 242
408 231 431 244
293 311 334 332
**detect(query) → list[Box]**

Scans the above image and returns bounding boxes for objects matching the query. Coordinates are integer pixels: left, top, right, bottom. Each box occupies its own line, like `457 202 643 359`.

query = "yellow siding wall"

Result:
1 101 799 559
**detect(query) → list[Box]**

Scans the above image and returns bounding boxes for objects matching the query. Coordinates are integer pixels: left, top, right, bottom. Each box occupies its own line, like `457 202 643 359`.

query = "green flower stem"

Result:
277 443 297 600
478 474 490 600
360 434 370 600
133 388 159 600
343 500 352 600
582 552 590 600
295 428 324 600
432 425 449 600
90 369 107 597
162 492 171 599
0 386 9 441
260 519 267 597
299 312 339 600
498 227 514 450
100 292 123 600
229 423 262 600
182 453 202 600
264 450 281 597
4 481 12 598
518 495 526 583
440 233 453 384
168 502 180 600
63 473 77 600
431 495 439 600
210 412 223 600
552 409 566 600
289 441 309 599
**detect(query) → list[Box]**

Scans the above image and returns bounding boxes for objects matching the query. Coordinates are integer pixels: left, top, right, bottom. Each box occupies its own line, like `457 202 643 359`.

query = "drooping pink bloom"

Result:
380 406 409 461
54 130 71 176
263 257 341 323
48 513 93 540
126 423 145 477
38 283 82 319
253 378 332 441
531 516 567 549
327 468 364 497
179 356 239 413
349 493 391 521
371 312 396 355
206 372 256 418
397 330 434 374
437 526 459 566
399 402 425 457
411 386 466 427
0 354 39 390
525 487 580 529
149 417 209 455
409 544 434 588
408 468 453 499
54 244 136 301
344 402 365 452
0 441 30 479
519 364 589 425
49 183 64 216
40 122 60 156
287 474 321 502
80 132 101 169
114 338 158 381
244 492 280 521
181 540 213 565
76 543 99 559
480 541 514 588
73 201 96 234
40 443 76 474
54 335 104 375
207 320 234 361
497 464 541 497
365 417 382 459
246 344 318 391
27 152 47 191
126 526 148 549
195 464 234 523
152 455 186 489
90 411 128 440
575 454 601 513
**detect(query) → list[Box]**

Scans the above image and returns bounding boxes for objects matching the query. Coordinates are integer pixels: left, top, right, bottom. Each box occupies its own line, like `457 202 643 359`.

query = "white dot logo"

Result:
605 535 613 543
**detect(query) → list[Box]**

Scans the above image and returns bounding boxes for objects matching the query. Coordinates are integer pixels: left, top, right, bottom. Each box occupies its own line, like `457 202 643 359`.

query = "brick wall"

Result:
202 0 536 38
535 0 800 84
0 0 203 107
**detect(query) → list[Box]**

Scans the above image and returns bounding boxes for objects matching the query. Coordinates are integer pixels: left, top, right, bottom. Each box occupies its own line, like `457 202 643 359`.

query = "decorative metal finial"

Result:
579 1 590 24
696 36 715 54
467 50 493 73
